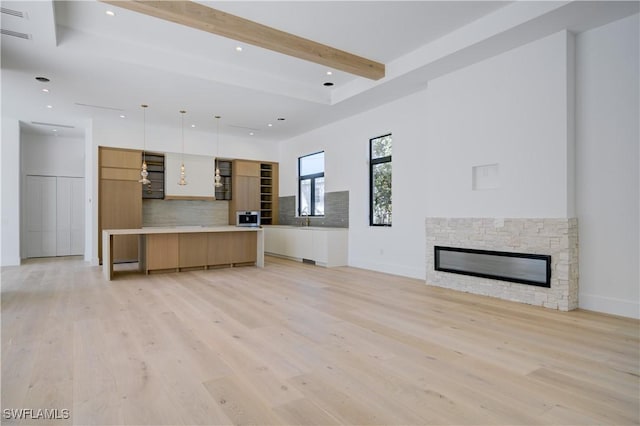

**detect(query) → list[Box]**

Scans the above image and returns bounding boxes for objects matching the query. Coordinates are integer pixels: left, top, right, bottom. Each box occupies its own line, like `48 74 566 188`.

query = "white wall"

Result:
21 134 85 177
280 30 573 280
280 91 429 278
1 118 21 266
92 117 279 162
425 31 573 218
576 14 639 319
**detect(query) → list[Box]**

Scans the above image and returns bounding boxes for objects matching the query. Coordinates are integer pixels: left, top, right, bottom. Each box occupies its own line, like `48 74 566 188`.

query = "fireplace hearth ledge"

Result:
425 218 578 311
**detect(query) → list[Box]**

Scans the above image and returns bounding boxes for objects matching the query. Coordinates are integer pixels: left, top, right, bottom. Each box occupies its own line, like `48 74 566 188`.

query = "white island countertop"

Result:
105 225 263 235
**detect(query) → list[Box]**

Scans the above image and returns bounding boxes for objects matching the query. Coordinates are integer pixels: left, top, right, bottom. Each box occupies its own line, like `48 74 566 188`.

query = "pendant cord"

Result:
142 105 147 162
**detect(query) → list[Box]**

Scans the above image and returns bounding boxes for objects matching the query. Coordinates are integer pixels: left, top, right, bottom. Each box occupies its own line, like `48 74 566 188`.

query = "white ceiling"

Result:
1 1 638 141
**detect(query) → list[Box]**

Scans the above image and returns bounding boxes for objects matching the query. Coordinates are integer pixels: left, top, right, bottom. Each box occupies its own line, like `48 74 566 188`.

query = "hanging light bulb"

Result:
214 115 223 189
178 110 187 186
139 104 151 185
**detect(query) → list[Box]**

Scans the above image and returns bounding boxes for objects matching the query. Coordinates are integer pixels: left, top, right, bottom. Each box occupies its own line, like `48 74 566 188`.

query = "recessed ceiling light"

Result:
323 82 334 87
52 129 57 132
41 88 49 93
326 71 333 76
46 105 53 109
249 132 254 136
191 124 196 128
105 10 115 16
35 76 50 83
236 46 243 52
119 115 126 119
267 123 273 127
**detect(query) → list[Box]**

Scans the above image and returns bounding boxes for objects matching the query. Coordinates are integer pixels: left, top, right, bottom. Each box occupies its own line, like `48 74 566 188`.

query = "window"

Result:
299 151 324 216
370 134 392 226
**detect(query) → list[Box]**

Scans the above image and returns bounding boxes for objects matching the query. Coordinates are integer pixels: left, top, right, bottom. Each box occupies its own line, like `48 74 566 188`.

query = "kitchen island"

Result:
102 226 264 281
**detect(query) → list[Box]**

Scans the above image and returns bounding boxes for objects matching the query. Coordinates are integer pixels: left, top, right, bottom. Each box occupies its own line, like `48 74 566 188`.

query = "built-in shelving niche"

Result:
142 152 165 199
260 163 273 225
215 159 232 201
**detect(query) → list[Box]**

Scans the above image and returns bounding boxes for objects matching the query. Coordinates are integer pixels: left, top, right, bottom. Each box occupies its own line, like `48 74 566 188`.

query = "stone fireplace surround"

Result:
426 218 578 311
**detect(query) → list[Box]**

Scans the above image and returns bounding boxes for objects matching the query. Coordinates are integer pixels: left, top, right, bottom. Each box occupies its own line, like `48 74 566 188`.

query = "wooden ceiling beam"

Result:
100 1 385 80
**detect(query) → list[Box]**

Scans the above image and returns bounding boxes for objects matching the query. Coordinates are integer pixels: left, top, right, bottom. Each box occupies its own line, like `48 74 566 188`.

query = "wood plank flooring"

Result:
1 256 638 425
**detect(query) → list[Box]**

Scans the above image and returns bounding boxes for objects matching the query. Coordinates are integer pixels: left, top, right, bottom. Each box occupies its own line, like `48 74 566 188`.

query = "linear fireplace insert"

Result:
434 246 551 288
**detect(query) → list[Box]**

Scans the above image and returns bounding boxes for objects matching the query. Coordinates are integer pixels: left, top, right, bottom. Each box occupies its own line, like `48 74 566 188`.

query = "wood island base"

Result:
102 226 264 281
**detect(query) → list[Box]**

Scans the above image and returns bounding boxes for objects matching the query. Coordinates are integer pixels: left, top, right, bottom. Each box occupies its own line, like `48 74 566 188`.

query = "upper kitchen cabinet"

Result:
214 159 232 201
165 153 216 200
141 152 165 199
98 147 142 264
229 159 278 225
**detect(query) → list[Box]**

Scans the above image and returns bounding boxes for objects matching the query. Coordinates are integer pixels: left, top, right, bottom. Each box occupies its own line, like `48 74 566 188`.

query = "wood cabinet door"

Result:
179 233 208 268
234 160 260 177
100 179 142 262
229 232 257 264
100 147 141 169
235 176 260 211
207 232 232 265
146 234 179 271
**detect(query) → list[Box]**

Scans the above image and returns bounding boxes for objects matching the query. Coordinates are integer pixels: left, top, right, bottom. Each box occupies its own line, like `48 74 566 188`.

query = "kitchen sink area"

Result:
262 225 348 267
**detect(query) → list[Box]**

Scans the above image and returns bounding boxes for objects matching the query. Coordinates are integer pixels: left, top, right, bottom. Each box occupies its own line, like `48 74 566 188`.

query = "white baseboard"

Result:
1 256 21 267
579 293 640 319
348 257 425 280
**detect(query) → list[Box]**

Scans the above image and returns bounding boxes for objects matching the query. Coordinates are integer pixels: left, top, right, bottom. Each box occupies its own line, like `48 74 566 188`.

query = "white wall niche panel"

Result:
472 163 500 190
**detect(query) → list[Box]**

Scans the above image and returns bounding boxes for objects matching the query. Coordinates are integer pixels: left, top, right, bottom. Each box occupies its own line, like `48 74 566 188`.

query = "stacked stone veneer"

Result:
426 218 578 311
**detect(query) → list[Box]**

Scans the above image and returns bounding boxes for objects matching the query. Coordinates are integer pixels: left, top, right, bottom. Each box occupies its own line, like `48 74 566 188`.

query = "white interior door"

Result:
69 177 85 255
25 175 85 258
26 175 57 258
56 177 72 256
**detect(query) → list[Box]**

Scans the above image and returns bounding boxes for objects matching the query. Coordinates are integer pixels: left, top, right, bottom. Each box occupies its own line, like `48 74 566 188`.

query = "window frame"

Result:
369 134 392 227
298 151 325 217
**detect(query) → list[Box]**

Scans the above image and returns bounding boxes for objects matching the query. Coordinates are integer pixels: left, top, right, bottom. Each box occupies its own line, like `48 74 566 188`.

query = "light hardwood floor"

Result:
1 256 638 425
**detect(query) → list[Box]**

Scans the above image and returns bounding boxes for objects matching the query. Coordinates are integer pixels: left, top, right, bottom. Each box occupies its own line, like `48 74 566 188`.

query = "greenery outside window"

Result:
299 151 325 216
370 134 392 226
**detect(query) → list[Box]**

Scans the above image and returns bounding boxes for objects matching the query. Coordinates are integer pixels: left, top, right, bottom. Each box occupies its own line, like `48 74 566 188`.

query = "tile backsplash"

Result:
278 191 349 228
143 199 228 227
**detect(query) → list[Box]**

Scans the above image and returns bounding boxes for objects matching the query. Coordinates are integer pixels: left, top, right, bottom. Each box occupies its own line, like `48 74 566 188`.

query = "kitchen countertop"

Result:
261 225 348 231
104 225 262 235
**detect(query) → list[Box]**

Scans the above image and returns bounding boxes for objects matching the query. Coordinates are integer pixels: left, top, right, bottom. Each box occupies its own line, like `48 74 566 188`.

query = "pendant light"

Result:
138 104 151 185
214 115 223 190
178 110 187 186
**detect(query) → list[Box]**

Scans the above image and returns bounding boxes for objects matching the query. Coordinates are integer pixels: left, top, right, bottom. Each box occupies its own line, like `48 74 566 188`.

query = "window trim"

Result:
369 134 392 227
298 151 325 217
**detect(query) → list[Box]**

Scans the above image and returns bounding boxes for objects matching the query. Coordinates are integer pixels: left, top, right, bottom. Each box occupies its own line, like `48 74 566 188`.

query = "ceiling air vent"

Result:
74 102 124 112
228 124 260 131
1 7 25 18
1 29 31 40
31 121 76 129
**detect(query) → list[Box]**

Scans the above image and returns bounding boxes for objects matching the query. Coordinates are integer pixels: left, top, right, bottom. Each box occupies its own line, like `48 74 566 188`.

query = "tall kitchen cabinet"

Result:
98 147 142 264
228 160 278 225
25 175 84 258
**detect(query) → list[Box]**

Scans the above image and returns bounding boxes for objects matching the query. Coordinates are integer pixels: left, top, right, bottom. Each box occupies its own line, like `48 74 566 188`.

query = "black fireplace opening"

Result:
434 246 551 288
